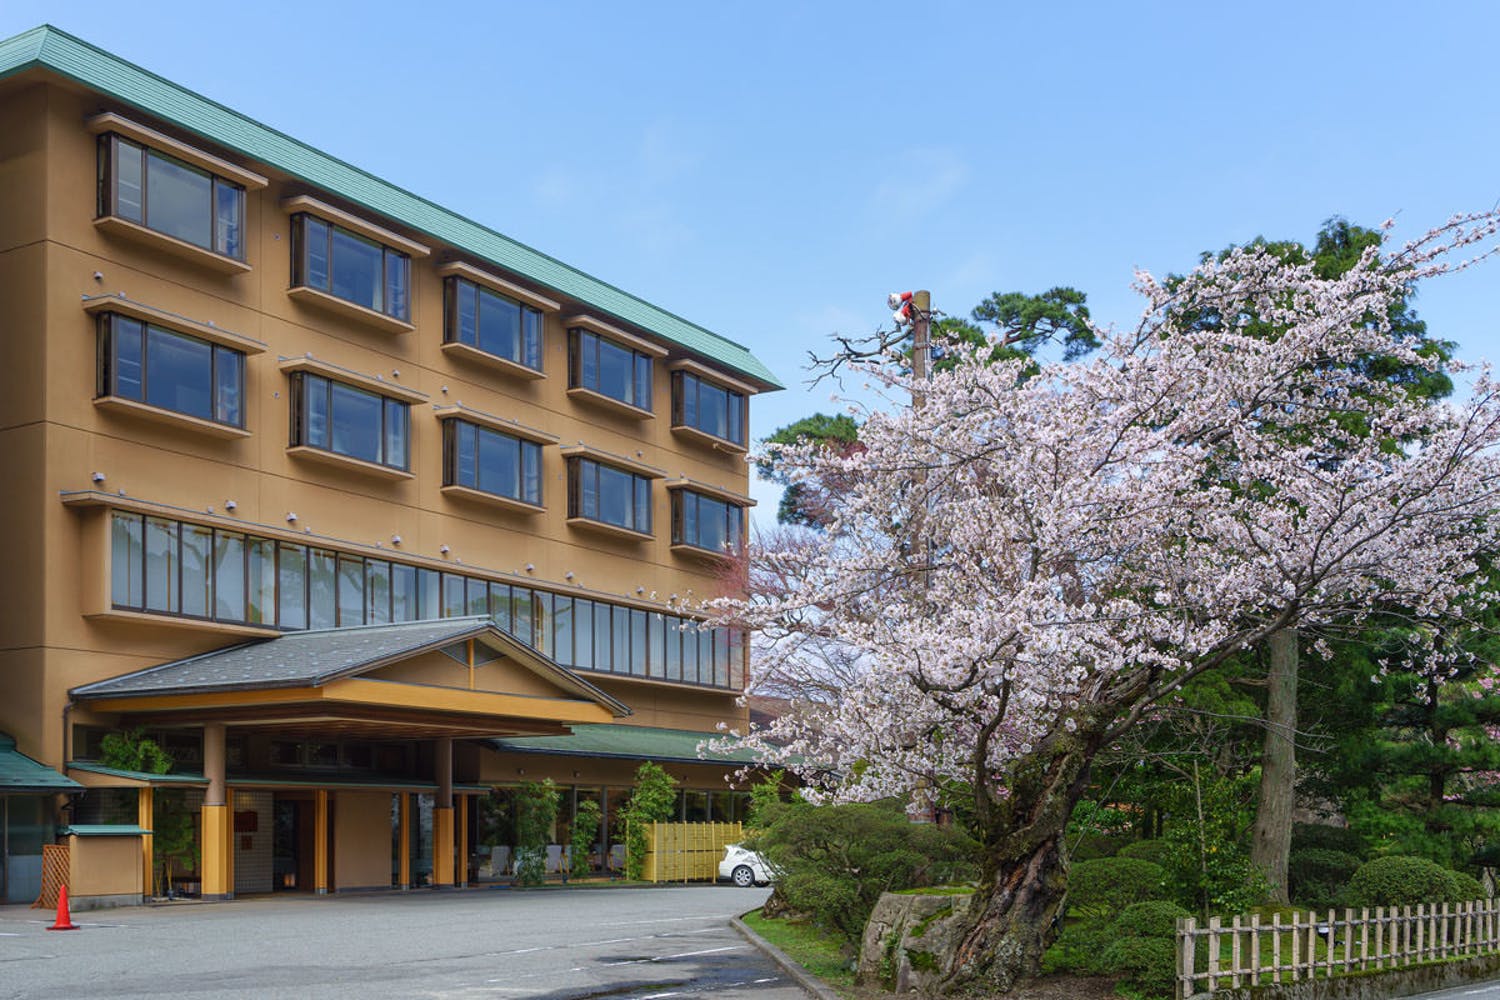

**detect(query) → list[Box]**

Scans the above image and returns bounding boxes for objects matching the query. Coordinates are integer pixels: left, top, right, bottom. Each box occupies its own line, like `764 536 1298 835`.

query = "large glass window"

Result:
97 314 245 427
671 490 747 555
443 421 542 506
568 329 653 411
291 214 410 320
567 458 652 534
97 134 246 259
672 371 746 446
290 372 409 471
444 278 544 371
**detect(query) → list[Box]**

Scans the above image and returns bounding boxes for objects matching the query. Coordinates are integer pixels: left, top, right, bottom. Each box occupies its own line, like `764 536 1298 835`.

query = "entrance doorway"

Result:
272 796 318 891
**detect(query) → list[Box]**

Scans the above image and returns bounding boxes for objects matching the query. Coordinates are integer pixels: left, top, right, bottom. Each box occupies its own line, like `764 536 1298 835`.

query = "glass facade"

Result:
108 512 744 690
567 458 652 535
672 371 746 446
96 313 244 427
97 134 246 259
444 277 544 371
568 329 653 411
291 214 410 320
672 490 746 556
289 372 410 471
443 420 543 506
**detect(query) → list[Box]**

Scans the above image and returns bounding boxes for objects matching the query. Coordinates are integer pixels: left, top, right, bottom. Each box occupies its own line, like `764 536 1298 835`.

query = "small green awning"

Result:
491 724 765 766
0 734 82 793
60 824 152 837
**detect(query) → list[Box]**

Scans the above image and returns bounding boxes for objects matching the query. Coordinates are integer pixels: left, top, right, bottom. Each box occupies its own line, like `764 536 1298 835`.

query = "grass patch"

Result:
891 884 976 896
742 908 857 994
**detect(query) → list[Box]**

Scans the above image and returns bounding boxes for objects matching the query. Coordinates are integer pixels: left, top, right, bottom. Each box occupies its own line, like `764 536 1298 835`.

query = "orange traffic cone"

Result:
46 885 78 931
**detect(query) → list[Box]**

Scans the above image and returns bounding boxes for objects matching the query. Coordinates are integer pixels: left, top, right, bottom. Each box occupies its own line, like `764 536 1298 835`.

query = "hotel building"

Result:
0 25 779 906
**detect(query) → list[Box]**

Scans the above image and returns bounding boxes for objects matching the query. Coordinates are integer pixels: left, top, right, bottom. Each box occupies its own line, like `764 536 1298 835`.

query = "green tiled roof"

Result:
66 762 206 786
60 824 151 836
492 723 764 766
0 733 82 792
0 25 782 390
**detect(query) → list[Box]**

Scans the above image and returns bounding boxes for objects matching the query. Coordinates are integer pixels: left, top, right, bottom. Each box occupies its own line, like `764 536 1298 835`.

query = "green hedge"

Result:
1117 839 1172 868
1288 848 1362 910
1343 856 1484 908
1066 857 1167 920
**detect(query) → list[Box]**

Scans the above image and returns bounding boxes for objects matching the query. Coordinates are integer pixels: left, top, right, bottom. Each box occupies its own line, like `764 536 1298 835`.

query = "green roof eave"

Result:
0 25 782 391
0 738 83 792
60 824 151 837
67 762 208 786
490 723 766 766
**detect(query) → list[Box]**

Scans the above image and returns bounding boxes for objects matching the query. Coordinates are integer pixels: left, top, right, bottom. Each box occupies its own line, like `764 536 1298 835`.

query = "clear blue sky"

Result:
8 2 1499 519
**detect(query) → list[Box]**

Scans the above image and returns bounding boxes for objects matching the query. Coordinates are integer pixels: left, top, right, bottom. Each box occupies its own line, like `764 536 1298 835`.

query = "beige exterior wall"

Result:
0 72 758 770
334 792 393 891
68 835 143 900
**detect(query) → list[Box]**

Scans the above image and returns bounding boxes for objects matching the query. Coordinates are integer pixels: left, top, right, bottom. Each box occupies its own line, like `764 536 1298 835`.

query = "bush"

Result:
1288 848 1362 910
1066 857 1167 920
1117 840 1172 868
1112 900 1191 939
748 799 977 944
1343 856 1479 907
1041 919 1116 977
1100 936 1176 998
620 762 678 881
1292 822 1365 858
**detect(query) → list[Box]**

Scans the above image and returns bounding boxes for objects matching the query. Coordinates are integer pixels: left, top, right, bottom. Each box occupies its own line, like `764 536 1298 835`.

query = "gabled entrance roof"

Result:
70 617 628 738
0 733 82 792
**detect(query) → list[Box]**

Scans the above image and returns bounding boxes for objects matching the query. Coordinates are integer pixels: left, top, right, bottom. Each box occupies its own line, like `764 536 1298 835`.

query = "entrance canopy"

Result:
70 617 629 739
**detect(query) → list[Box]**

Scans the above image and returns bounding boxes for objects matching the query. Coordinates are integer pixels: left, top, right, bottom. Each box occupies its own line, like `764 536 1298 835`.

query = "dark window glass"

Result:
466 577 489 616
649 613 666 679
442 573 466 618
291 373 409 470
308 548 337 629
97 315 245 428
367 561 391 625
417 569 441 620
569 458 652 534
672 491 746 554
110 512 144 609
568 329 652 410
489 583 512 629
278 544 308 629
574 600 594 669
630 610 647 676
552 596 572 664
98 136 245 260
181 524 212 617
145 150 212 249
337 555 365 626
291 214 410 320
664 616 682 681
673 372 746 446
214 532 246 621
112 138 144 222
612 608 630 674
444 421 542 506
391 563 417 623
444 278 544 370
511 588 533 646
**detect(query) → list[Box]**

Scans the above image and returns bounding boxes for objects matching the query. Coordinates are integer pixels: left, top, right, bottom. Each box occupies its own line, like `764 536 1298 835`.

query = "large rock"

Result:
857 891 975 994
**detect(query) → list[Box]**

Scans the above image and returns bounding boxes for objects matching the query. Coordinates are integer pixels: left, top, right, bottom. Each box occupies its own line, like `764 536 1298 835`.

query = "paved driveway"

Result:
0 885 807 1000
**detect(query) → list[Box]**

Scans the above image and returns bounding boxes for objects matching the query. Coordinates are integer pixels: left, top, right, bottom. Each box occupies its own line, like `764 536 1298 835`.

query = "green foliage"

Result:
1065 857 1167 920
758 414 860 526
1065 800 1133 860
513 779 560 886
1288 848 1362 910
570 798 601 879
744 771 787 829
1291 823 1366 858
1158 769 1271 916
99 728 172 774
152 788 198 896
621 762 678 880
930 287 1098 374
1112 901 1192 939
1117 840 1172 868
1342 855 1480 907
1041 919 1116 976
748 798 977 944
1100 936 1177 998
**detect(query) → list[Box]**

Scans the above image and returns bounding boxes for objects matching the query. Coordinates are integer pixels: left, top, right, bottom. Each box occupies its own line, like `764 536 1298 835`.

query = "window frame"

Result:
97 133 247 262
566 456 653 536
290 212 412 322
96 312 247 429
443 276 545 374
568 328 654 412
442 419 544 508
288 371 411 472
670 489 747 556
671 370 747 447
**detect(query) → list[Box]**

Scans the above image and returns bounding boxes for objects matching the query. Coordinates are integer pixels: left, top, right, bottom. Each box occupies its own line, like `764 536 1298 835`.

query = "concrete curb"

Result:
731 913 844 1000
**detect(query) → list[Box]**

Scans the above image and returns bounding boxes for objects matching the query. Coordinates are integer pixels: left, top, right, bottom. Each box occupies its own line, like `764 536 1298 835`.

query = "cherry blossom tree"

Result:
716 214 1500 992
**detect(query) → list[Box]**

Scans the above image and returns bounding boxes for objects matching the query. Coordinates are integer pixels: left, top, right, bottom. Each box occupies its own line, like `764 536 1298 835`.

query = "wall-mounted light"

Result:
91 472 106 484
524 563 535 573
516 767 525 776
439 544 451 555
635 586 645 595
92 271 103 282
225 500 237 511
564 571 575 581
286 512 298 523
391 534 402 546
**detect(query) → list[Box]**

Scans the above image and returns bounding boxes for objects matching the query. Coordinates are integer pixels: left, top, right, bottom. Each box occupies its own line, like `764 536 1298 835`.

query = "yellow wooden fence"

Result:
642 822 743 883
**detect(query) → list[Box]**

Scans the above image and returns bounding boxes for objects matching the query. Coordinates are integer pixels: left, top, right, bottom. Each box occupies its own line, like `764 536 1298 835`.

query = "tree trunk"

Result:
1251 626 1298 903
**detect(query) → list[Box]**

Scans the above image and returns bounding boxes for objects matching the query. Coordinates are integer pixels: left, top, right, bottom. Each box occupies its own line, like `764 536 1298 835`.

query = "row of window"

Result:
96 132 749 447
94 312 745 550
109 512 746 690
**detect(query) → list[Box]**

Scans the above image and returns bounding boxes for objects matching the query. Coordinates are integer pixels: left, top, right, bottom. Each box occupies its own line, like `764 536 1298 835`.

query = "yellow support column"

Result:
433 806 454 886
139 786 154 899
224 787 235 899
457 795 469 888
200 723 230 900
399 794 411 890
314 789 329 895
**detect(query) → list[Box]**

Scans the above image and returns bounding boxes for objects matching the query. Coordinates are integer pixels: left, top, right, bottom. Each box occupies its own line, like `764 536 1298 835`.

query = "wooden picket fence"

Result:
1176 899 1500 998
642 822 743 883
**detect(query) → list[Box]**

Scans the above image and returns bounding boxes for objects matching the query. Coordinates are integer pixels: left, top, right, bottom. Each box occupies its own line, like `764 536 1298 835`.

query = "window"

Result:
97 313 245 427
444 278 543 371
290 372 410 470
97 134 246 259
569 329 653 411
672 371 746 446
443 420 542 506
567 457 652 535
671 490 746 555
291 213 410 320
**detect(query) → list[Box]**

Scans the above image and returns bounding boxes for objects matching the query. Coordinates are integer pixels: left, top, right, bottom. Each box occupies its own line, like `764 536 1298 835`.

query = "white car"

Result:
719 844 776 887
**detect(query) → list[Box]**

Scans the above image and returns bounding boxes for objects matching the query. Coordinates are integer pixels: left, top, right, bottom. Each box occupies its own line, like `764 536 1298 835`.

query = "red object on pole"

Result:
46 885 78 931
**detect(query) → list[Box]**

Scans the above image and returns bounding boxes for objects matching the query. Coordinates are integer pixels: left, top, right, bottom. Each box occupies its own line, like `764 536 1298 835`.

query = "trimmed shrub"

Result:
1041 919 1116 977
1343 856 1477 907
1112 900 1191 939
1117 839 1172 868
1288 848 1362 910
1071 832 1128 861
1066 857 1167 920
1446 869 1485 902
1292 822 1365 858
1101 936 1176 998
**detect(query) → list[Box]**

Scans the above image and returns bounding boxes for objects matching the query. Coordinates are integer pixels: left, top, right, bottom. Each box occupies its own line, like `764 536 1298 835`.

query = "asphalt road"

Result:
0 885 807 1000
1411 980 1500 1000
